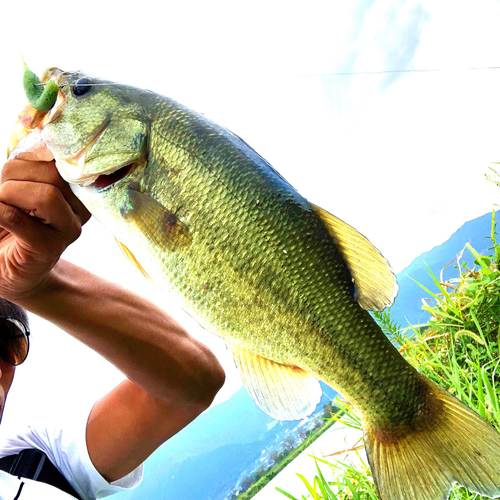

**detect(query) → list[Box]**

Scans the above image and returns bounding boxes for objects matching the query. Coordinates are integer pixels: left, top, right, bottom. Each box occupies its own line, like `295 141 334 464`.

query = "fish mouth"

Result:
53 118 113 186
8 117 112 187
9 118 136 189
92 163 136 192
9 68 140 190
8 68 109 186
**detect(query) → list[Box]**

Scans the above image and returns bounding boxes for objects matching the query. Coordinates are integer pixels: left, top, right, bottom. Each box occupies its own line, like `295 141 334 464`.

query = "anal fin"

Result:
228 344 322 421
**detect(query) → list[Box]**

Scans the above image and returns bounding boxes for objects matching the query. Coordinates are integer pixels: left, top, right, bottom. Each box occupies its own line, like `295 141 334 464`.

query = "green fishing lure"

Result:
22 59 59 112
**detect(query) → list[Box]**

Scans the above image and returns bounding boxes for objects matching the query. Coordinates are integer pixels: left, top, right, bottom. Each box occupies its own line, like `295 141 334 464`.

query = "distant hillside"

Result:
132 441 267 500
391 211 494 328
115 384 337 500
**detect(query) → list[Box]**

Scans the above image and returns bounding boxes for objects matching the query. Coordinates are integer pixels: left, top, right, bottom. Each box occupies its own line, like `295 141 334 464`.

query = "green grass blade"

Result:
482 364 500 420
344 477 360 500
276 487 301 500
296 473 319 499
476 361 487 419
466 243 492 276
315 459 337 499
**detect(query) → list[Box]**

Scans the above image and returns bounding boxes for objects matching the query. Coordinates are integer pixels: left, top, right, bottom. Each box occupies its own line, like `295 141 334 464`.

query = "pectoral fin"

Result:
122 186 192 252
228 344 322 421
312 204 398 311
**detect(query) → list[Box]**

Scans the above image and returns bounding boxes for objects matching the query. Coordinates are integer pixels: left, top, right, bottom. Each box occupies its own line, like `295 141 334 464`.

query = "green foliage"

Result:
278 213 500 500
486 166 500 191
276 454 378 500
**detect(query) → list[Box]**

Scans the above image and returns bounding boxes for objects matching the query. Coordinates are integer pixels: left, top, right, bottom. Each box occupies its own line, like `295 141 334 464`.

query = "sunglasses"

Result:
0 317 30 366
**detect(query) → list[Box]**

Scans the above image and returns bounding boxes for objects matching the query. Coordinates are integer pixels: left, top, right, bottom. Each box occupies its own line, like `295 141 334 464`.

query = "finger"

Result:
1 159 91 225
0 202 64 253
2 159 64 189
0 180 82 242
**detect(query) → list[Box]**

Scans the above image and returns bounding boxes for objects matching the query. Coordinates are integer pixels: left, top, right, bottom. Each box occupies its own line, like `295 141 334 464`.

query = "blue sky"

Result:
0 0 499 431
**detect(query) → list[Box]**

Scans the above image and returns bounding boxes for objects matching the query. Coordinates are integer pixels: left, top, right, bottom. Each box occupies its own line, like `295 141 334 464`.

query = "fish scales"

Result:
111 93 425 426
10 67 500 500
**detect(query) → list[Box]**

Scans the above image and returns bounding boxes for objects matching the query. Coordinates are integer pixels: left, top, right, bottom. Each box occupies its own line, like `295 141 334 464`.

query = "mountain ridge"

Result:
390 211 494 327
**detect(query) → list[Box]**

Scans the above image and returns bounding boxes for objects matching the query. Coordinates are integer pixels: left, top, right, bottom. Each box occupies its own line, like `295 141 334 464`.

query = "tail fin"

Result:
363 377 500 500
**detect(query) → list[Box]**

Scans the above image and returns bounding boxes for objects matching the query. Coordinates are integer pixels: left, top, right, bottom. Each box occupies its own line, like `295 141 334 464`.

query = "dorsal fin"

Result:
115 239 153 282
312 204 398 311
228 344 322 421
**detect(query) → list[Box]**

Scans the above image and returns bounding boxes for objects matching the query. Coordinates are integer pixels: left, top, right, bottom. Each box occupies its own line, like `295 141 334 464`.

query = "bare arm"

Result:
22 260 224 408
0 159 225 481
20 260 225 481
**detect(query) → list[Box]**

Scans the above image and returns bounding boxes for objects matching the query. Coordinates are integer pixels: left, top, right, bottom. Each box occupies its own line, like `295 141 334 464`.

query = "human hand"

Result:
0 159 91 303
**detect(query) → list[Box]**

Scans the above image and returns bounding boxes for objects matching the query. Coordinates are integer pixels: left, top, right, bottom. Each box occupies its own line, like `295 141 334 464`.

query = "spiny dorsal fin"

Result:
312 204 398 311
228 344 322 421
115 239 153 282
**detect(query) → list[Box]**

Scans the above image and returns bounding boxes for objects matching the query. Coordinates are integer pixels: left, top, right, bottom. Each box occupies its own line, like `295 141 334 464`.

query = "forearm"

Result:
17 259 225 408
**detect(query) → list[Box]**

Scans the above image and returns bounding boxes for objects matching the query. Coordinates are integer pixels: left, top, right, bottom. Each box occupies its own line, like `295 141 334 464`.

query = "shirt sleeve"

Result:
0 401 144 500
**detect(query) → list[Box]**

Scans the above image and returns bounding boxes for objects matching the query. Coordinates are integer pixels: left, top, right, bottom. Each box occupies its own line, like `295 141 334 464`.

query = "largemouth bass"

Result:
8 67 500 500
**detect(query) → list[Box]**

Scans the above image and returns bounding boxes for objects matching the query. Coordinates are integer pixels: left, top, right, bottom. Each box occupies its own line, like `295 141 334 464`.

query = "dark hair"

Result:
0 298 29 328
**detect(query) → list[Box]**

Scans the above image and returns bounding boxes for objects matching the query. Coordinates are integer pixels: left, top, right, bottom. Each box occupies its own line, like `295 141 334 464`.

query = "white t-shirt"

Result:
0 402 143 500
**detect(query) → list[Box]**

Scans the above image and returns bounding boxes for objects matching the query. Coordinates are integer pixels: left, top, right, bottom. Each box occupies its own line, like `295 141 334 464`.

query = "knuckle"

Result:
47 161 63 181
42 162 63 186
0 203 23 228
55 214 82 245
37 183 63 208
79 206 92 225
0 160 25 185
0 161 15 185
40 182 58 198
68 219 82 242
0 179 13 198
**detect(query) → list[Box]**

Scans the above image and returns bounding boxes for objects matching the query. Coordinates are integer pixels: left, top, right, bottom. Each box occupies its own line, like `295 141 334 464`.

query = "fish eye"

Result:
72 77 93 97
